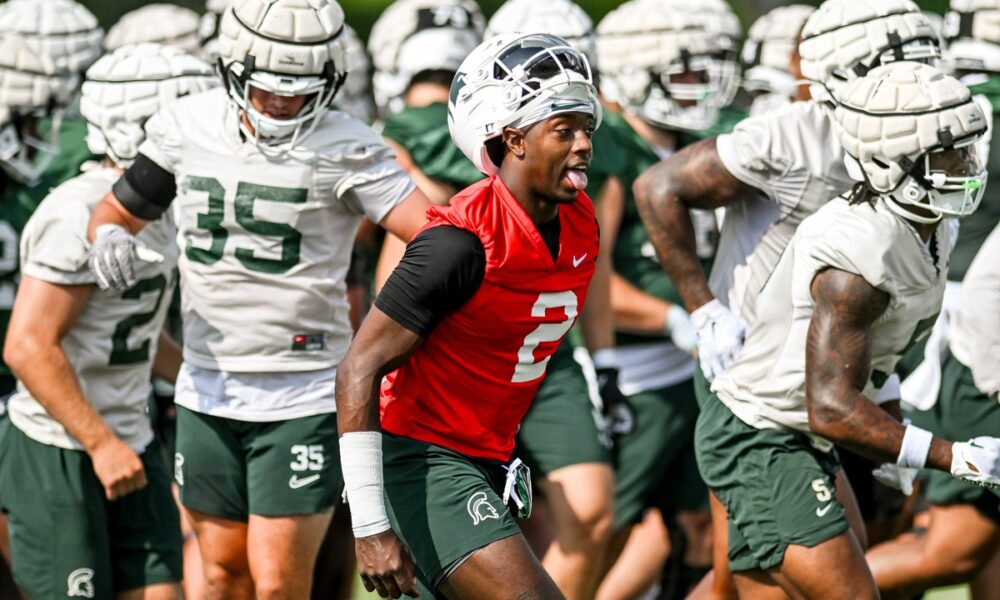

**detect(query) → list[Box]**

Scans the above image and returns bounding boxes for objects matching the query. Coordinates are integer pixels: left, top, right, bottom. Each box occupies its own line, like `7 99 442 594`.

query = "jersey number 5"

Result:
511 291 579 383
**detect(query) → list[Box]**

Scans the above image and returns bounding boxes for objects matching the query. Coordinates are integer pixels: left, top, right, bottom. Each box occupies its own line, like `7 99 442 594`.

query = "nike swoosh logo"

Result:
573 254 587 267
816 502 834 517
289 474 320 489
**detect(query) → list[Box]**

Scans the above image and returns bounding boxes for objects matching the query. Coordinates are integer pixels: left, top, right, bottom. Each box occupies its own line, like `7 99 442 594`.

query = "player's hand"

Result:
595 366 635 436
665 305 697 354
356 529 419 598
690 299 749 381
872 463 918 495
88 224 163 291
952 437 1000 489
89 435 147 500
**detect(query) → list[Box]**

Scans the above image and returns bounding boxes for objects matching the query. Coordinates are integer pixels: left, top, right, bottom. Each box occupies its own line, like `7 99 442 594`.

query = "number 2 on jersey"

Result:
109 274 168 365
511 291 579 383
185 176 308 274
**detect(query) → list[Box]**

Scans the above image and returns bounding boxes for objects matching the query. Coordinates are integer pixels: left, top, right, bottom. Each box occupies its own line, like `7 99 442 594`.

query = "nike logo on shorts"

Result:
288 474 321 489
816 502 834 517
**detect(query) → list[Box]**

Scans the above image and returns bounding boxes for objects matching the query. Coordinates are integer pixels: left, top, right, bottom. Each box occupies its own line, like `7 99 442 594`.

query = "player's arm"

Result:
86 154 176 291
633 137 754 312
3 276 147 500
152 326 183 384
805 268 954 469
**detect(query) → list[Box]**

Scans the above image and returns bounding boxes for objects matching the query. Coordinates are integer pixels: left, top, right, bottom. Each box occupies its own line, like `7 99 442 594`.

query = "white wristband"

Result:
339 431 391 538
897 424 933 469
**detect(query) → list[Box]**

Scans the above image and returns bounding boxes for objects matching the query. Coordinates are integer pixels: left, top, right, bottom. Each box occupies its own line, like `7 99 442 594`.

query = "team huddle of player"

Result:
0 0 998 599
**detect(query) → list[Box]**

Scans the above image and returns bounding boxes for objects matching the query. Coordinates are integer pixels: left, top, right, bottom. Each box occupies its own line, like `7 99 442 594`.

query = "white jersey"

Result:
950 224 1000 397
713 197 953 451
712 100 855 324
7 167 178 451
139 88 414 379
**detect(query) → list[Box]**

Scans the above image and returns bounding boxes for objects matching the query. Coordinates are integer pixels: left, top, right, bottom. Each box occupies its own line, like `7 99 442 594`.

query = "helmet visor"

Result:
922 140 988 217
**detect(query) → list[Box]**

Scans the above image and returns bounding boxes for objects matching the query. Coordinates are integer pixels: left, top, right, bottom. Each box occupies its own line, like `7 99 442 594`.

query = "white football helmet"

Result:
448 33 601 175
334 25 376 124
485 0 596 68
80 43 218 167
799 0 941 102
104 4 202 54
944 0 1000 73
0 0 103 76
835 61 988 222
741 5 815 98
369 0 485 117
216 0 349 150
693 0 743 107
0 35 72 184
596 0 732 131
199 0 233 63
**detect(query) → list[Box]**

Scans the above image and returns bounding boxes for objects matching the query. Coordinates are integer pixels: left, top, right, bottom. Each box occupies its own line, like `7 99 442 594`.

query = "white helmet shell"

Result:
944 0 1000 73
105 4 202 54
835 61 988 220
217 0 349 149
741 4 815 97
80 43 218 167
799 0 941 102
369 0 485 117
334 24 376 124
485 0 596 68
448 32 601 175
596 0 731 131
0 0 104 75
199 0 234 63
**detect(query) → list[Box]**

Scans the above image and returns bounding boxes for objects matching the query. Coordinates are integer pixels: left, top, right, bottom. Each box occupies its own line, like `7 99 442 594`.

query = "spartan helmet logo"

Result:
466 491 500 525
67 568 95 598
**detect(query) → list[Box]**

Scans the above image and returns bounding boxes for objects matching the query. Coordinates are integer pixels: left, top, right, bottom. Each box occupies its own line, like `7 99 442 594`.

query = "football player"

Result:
0 42 216 600
693 60 999 600
740 5 816 116
83 0 431 597
337 32 601 600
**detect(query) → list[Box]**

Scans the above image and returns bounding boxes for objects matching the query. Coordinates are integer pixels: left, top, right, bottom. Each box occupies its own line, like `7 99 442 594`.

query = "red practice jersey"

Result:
380 176 599 462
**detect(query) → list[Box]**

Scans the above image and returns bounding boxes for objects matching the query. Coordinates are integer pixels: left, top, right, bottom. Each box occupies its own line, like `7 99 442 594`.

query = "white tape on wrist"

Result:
339 431 391 538
897 424 933 469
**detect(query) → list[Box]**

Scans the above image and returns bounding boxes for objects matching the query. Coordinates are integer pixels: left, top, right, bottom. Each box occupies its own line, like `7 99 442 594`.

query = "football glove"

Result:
872 462 918 496
666 304 697 354
690 299 749 381
952 437 1000 489
88 224 163 291
594 366 635 436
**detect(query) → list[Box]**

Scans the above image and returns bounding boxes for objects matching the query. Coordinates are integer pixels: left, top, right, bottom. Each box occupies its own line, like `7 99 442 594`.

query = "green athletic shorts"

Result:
613 376 707 529
382 433 522 596
908 352 1000 522
0 419 182 598
516 343 610 476
174 406 341 521
695 390 848 572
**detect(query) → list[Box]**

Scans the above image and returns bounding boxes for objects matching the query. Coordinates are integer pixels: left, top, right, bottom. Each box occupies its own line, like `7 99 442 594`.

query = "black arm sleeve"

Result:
375 225 486 337
112 153 177 221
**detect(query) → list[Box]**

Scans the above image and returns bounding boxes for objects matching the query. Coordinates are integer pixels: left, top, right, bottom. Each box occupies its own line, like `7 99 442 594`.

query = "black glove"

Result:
595 367 635 436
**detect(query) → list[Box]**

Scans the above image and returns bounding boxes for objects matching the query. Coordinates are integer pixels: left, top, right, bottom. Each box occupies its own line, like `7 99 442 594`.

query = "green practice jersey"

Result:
381 102 483 191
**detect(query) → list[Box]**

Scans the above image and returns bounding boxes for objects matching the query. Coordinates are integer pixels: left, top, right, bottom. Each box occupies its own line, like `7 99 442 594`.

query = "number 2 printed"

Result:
511 291 578 383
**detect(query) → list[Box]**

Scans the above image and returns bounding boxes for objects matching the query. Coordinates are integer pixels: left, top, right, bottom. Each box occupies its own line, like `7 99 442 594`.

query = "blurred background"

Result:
81 0 951 39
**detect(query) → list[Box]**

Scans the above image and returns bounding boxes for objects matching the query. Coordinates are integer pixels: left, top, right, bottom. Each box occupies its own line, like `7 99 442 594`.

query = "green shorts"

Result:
382 433 522 595
613 377 706 529
0 419 182 597
695 390 848 572
516 343 610 476
174 406 341 521
908 353 1000 522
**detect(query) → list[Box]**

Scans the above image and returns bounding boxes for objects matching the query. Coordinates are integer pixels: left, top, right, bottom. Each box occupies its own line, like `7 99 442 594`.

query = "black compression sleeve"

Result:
375 225 486 336
112 153 177 220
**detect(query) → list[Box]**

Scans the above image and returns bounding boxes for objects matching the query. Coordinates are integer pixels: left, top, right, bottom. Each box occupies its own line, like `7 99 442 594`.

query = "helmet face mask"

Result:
0 109 62 185
894 139 988 221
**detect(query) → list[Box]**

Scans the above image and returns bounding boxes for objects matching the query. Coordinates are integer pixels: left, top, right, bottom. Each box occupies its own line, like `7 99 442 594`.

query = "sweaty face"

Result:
518 112 594 204
248 86 312 120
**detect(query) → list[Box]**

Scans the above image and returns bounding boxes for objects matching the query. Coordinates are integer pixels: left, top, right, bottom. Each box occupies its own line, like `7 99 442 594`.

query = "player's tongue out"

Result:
564 168 588 191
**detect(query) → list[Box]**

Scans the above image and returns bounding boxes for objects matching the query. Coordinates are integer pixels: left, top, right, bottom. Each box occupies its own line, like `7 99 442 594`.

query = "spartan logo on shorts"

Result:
466 491 499 525
67 567 95 598
174 452 185 486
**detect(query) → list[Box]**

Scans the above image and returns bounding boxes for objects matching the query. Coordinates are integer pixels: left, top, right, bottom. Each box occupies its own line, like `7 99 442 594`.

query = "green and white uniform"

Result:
0 166 182 597
0 117 94 394
139 88 415 518
700 197 952 570
597 111 716 528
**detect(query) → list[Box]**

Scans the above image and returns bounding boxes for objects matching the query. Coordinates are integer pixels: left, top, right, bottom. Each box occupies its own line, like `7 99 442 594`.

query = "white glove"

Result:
87 224 163 291
872 463 918 496
690 299 749 381
951 437 1000 489
665 305 697 354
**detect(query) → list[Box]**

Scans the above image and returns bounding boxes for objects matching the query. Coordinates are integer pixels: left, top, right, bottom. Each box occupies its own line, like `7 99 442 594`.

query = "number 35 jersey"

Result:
139 88 415 372
7 167 178 451
380 177 600 462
